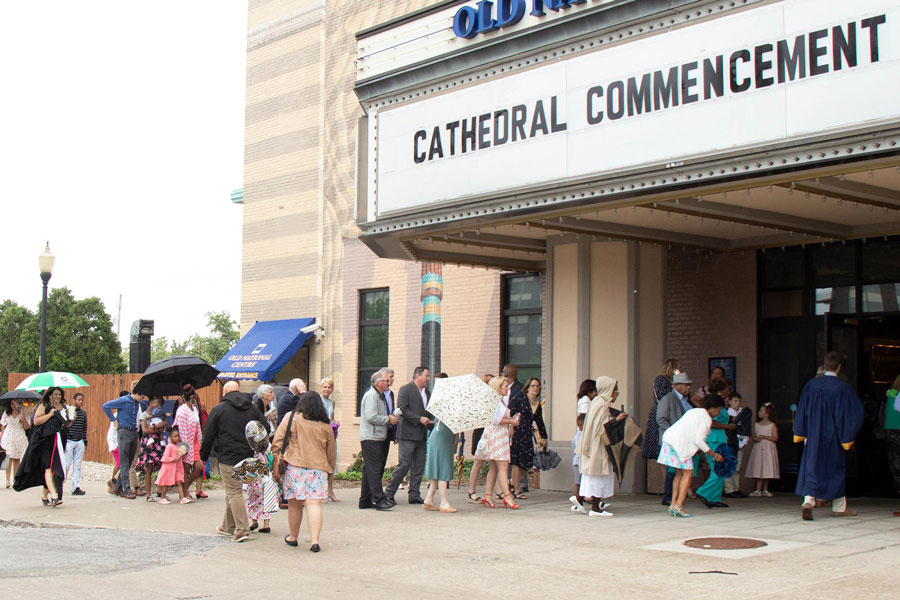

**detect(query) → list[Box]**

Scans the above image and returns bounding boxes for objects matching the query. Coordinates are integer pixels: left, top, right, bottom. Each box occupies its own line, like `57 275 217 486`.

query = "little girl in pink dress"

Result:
156 427 189 504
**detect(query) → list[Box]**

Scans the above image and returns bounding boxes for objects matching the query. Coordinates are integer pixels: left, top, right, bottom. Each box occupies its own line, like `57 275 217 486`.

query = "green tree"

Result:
0 300 35 393
195 311 239 364
16 287 126 375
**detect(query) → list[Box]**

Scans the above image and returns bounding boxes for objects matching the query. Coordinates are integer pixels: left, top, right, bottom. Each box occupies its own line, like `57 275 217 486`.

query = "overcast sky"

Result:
0 2 248 346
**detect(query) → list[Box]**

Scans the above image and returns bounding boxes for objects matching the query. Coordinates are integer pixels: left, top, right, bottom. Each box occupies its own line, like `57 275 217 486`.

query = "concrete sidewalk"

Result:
1 478 899 600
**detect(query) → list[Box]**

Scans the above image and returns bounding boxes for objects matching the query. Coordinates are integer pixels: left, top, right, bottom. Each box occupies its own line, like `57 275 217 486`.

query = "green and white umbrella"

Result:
15 371 89 391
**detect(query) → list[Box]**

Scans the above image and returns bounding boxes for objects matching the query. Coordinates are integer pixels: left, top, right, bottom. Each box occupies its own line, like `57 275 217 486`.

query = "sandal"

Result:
146 496 157 502
501 493 520 510
195 491 208 499
42 498 50 506
327 494 341 503
49 499 63 508
513 492 528 499
466 492 481 504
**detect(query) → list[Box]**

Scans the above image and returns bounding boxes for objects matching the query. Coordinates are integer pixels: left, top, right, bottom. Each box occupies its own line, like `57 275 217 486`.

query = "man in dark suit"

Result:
502 364 523 405
276 378 306 426
502 364 527 490
384 367 433 505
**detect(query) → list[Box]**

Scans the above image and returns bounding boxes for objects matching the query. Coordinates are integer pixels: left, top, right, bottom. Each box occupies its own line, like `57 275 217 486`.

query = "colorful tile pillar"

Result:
420 263 442 382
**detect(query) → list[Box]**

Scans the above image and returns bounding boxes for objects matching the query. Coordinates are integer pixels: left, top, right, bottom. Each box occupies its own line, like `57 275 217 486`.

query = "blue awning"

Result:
215 318 315 381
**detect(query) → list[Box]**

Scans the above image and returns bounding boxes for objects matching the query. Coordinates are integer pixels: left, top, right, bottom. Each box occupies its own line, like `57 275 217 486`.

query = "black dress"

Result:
641 375 672 459
509 395 548 469
14 409 67 496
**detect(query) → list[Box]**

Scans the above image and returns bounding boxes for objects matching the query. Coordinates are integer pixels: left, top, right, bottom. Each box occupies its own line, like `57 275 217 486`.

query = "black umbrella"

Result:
133 355 220 397
1 389 42 409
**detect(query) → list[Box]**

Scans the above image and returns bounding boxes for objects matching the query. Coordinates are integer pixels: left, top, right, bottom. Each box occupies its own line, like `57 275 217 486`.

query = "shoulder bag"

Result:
273 410 297 483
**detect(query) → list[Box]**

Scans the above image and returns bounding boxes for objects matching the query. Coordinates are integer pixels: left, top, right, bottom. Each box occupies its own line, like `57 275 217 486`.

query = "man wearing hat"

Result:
656 372 694 506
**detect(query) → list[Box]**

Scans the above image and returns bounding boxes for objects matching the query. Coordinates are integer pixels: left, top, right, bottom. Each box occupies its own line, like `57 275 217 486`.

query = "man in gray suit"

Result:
359 370 399 511
384 367 433 505
656 372 694 506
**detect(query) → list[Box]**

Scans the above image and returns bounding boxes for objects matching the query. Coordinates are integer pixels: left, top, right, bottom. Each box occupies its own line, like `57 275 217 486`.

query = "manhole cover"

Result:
684 537 768 550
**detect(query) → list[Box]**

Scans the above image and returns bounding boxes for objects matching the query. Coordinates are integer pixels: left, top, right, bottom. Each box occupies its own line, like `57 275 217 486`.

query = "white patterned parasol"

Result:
427 374 501 434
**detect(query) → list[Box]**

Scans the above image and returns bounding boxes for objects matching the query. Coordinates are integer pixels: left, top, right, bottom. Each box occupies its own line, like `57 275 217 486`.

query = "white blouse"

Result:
660 407 713 461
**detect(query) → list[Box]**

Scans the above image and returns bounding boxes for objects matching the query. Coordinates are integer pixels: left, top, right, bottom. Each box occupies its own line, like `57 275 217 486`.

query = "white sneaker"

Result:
599 502 611 510
749 490 763 497
588 510 614 517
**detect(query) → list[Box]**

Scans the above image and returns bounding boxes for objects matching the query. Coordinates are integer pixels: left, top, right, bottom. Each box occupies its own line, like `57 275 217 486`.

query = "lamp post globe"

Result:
38 242 55 373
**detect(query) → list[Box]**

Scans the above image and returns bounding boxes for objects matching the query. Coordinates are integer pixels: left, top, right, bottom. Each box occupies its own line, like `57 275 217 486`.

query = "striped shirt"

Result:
67 408 88 443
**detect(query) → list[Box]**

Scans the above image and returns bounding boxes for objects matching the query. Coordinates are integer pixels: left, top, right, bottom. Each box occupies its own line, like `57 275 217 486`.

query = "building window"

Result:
358 288 389 415
502 274 543 385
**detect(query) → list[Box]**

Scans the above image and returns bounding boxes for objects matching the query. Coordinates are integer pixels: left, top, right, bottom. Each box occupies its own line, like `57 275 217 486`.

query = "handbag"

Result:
273 410 296 483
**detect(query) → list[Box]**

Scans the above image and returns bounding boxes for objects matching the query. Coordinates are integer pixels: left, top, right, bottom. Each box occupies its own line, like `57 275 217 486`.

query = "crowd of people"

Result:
3 349 896 553
639 352 869 520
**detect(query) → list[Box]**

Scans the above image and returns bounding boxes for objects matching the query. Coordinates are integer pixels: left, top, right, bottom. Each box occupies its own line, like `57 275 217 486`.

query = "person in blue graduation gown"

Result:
794 352 863 520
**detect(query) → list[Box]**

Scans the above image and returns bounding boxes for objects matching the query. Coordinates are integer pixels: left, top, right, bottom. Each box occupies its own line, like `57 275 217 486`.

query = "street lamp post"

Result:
38 242 55 373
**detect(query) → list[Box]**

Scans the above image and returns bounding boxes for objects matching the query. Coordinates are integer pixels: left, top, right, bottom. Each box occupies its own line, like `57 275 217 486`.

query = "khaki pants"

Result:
218 463 250 538
723 448 743 493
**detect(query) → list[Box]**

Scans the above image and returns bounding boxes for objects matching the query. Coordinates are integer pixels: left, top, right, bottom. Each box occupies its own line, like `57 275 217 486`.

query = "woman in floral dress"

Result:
472 376 522 509
272 392 335 552
136 397 166 500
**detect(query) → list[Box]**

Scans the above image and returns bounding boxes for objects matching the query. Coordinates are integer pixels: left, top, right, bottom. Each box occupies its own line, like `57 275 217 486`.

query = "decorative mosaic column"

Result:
420 263 443 381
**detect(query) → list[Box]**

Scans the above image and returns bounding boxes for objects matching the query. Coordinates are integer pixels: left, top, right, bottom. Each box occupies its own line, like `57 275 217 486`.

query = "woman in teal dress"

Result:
423 417 457 513
696 379 736 508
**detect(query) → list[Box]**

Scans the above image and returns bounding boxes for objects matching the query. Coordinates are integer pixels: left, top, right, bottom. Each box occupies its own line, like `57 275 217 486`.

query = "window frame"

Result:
357 287 389 415
500 273 543 382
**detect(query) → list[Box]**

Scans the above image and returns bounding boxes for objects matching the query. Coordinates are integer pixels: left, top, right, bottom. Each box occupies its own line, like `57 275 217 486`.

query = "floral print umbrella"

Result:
427 373 501 434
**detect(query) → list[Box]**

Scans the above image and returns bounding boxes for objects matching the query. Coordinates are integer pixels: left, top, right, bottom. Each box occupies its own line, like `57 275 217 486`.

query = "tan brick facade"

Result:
241 0 511 470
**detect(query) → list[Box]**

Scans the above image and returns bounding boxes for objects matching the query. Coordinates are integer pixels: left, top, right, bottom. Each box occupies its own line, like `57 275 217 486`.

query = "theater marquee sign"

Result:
372 0 900 216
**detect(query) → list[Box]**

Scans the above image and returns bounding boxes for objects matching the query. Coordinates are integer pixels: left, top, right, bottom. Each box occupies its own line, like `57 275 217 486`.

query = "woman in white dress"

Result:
2 401 31 488
577 376 626 517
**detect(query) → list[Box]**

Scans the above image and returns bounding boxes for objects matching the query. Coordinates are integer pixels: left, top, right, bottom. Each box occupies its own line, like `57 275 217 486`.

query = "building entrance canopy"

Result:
215 318 316 381
355 0 900 271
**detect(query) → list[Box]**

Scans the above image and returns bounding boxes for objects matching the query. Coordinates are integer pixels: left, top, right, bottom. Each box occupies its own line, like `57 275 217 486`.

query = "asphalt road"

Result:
2 523 229 578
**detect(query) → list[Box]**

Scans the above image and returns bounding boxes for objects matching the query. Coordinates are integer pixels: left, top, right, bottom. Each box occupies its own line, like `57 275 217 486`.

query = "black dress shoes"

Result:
731 491 747 498
375 501 394 511
359 502 376 509
385 496 397 507
710 501 729 508
697 494 712 508
408 498 425 504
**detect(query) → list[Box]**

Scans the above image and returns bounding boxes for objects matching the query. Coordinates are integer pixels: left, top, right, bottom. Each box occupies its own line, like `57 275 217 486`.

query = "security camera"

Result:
301 323 323 335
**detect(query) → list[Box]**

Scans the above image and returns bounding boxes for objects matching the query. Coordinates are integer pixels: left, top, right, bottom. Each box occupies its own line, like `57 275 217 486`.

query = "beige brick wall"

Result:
241 1 506 470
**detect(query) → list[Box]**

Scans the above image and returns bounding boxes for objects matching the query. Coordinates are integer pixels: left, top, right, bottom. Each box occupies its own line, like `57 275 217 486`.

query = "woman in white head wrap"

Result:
576 376 626 517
